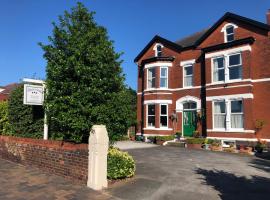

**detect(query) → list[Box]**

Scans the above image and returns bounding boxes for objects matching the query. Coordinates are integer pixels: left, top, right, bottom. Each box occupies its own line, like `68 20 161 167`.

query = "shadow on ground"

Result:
249 157 270 173
196 168 270 200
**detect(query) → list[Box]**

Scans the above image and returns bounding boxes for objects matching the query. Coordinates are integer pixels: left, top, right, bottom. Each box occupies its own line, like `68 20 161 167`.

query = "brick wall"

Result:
0 136 88 184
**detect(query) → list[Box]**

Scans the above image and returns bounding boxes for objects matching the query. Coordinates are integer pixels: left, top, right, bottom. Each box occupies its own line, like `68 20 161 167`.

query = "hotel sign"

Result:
23 84 44 105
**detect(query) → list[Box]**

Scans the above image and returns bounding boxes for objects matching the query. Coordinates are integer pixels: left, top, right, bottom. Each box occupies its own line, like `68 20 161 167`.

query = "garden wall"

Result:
0 136 88 184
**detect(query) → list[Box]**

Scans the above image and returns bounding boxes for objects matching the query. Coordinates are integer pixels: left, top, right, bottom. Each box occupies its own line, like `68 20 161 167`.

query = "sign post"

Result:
23 78 48 140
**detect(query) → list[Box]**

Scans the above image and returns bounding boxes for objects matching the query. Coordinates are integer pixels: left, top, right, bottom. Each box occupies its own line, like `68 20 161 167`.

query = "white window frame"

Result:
211 52 243 84
221 23 238 43
212 99 244 131
183 64 194 88
153 43 164 57
147 67 156 89
227 53 242 81
160 104 168 128
160 67 168 88
225 25 234 42
230 100 244 131
147 104 155 128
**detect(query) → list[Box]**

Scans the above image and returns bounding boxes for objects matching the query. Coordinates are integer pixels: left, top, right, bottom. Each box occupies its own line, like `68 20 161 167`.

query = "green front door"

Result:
183 111 196 137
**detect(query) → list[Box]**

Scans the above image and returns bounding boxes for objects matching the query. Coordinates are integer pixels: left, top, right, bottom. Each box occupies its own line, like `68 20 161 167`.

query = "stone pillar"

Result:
87 125 109 190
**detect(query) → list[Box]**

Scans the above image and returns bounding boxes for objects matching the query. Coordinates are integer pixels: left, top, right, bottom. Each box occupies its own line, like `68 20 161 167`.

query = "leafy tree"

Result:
7 85 43 138
0 101 9 134
40 3 134 143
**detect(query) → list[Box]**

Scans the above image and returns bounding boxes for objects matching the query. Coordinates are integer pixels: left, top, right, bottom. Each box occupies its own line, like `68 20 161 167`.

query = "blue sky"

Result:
0 0 269 90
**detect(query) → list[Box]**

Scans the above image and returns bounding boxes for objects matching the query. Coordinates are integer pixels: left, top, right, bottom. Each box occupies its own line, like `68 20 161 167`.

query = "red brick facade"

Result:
135 12 270 142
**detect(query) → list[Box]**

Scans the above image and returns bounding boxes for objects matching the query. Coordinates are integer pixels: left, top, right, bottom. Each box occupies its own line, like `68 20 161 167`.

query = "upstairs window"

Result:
147 68 156 89
156 45 162 57
183 65 193 87
226 25 234 42
160 67 168 88
213 57 225 82
228 53 242 80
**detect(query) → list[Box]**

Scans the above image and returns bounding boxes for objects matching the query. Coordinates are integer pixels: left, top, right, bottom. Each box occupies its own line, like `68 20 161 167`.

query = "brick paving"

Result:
0 159 113 200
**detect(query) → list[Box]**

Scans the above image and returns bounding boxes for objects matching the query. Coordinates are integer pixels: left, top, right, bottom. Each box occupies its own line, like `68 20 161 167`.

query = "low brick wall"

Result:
0 136 88 184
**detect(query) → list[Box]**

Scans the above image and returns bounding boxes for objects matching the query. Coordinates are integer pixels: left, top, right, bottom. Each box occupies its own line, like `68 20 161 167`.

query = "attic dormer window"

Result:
226 25 234 42
221 23 238 43
156 45 162 57
153 43 164 57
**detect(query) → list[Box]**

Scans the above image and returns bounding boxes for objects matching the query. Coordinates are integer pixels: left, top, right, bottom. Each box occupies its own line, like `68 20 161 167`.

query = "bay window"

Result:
213 100 244 130
160 67 168 88
147 104 155 127
160 104 168 127
214 101 226 129
147 68 156 89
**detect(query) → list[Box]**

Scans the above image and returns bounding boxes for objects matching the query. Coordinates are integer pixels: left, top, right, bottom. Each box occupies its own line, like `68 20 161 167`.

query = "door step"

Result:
165 141 186 148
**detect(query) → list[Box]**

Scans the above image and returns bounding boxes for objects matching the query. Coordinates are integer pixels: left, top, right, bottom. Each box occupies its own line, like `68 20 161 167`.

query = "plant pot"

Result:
210 145 222 151
255 147 263 153
203 144 211 150
187 143 202 149
156 140 165 145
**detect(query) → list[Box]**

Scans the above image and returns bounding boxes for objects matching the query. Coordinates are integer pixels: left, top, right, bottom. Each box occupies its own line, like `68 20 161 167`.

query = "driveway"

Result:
0 142 270 200
109 141 270 200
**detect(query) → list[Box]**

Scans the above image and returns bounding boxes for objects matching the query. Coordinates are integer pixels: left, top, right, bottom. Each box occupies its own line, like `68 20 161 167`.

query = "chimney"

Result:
267 9 270 25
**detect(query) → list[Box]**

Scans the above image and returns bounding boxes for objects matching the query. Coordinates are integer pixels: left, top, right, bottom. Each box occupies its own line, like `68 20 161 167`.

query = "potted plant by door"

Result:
255 140 267 153
186 138 205 149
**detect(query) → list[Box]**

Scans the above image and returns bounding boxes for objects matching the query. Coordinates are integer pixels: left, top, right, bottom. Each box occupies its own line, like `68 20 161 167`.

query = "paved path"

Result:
1 142 270 200
108 143 270 200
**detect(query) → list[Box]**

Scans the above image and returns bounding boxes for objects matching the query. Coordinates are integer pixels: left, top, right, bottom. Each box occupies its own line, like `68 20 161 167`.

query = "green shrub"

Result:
0 101 9 134
186 138 205 144
156 135 175 141
203 138 215 144
107 147 135 179
7 85 44 138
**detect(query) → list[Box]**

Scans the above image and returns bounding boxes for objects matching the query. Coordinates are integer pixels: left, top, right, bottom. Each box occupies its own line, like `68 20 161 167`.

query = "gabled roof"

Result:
194 12 270 46
175 29 208 48
134 35 182 62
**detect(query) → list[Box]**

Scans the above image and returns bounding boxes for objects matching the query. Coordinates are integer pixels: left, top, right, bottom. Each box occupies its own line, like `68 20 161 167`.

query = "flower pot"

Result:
210 145 222 151
187 143 202 149
156 140 165 145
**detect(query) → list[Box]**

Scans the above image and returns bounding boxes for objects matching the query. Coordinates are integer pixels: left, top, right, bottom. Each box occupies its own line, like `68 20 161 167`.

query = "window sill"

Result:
144 127 173 131
207 129 254 133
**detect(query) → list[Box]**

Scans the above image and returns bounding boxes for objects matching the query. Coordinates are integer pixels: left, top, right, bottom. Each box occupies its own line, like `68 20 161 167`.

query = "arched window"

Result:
183 102 197 110
221 23 238 43
226 25 234 42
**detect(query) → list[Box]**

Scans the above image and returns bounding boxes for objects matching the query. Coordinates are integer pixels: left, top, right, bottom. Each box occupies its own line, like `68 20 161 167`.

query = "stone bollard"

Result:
87 125 109 190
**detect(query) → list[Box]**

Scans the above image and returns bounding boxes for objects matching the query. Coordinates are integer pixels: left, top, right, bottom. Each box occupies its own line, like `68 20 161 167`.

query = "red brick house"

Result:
0 83 19 101
135 11 270 143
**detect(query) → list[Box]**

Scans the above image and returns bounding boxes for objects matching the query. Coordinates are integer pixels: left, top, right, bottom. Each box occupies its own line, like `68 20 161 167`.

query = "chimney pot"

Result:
267 9 270 25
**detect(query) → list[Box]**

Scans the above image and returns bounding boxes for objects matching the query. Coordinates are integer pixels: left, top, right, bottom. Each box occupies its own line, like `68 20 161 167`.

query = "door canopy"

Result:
176 96 201 112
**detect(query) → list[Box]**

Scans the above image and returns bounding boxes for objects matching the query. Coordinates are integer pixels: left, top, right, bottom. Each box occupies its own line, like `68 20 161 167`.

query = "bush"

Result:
107 147 135 179
0 101 9 134
156 135 175 141
186 138 205 144
7 85 44 138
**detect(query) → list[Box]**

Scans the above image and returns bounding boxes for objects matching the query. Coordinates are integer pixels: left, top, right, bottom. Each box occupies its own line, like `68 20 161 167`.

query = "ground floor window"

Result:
160 104 168 127
147 104 155 127
213 99 244 130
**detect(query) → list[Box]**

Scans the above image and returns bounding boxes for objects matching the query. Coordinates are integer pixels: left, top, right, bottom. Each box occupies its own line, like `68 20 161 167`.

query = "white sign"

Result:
23 84 44 105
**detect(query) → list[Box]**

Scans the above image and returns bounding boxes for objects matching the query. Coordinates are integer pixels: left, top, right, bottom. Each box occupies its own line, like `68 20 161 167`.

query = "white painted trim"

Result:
23 78 45 84
144 100 172 104
143 92 172 96
143 86 201 92
207 129 255 133
160 66 168 89
205 45 251 58
176 96 201 112
206 137 270 142
206 79 251 86
180 59 195 66
206 84 253 91
153 43 164 57
136 132 142 135
144 62 172 69
143 127 173 131
252 78 270 83
142 133 172 136
206 93 253 101
221 23 239 32
183 64 194 88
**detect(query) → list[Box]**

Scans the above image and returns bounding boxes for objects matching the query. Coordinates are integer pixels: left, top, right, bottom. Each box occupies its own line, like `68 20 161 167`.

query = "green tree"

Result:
40 2 133 143
7 85 43 138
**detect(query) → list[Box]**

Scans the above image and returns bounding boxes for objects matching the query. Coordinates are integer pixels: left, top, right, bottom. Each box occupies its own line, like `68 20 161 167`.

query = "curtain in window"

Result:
184 76 193 87
231 114 243 128
214 102 226 128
